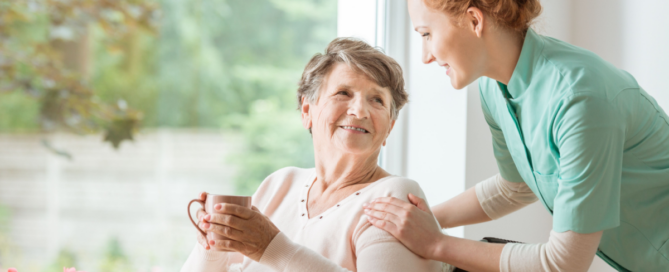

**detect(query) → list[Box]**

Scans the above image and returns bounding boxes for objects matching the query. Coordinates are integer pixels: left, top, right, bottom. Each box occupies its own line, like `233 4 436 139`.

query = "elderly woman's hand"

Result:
202 203 280 262
195 192 211 250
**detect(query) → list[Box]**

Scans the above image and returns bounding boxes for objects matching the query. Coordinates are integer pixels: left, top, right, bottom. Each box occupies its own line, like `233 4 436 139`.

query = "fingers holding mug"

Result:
188 192 211 250
197 208 208 222
196 224 210 250
188 197 207 239
195 191 209 222
188 193 253 252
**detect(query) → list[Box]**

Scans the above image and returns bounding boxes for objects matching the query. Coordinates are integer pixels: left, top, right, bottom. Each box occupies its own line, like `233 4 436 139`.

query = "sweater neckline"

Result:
299 169 395 221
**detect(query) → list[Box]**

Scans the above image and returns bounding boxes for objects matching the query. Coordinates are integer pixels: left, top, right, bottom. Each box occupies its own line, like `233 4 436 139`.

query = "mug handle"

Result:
188 199 207 237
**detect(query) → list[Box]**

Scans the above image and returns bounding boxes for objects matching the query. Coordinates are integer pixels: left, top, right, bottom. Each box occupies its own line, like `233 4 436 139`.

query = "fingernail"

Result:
203 223 210 229
215 204 221 210
209 240 215 245
204 214 211 221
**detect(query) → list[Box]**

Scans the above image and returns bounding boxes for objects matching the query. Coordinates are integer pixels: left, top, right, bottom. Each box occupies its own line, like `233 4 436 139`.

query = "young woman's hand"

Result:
363 193 446 260
202 203 280 262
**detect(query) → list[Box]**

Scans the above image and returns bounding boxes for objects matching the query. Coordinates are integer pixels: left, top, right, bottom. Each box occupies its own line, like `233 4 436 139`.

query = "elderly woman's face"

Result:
302 63 395 156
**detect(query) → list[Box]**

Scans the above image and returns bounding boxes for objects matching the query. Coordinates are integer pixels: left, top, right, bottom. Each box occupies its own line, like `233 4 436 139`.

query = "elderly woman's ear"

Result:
300 97 312 131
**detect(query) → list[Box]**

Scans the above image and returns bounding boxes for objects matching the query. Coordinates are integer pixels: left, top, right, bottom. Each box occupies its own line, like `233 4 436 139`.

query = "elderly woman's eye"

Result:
337 90 349 96
374 97 384 104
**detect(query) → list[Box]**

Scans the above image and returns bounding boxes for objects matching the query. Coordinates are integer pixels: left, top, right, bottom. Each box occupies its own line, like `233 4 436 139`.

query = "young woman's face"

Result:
407 0 487 90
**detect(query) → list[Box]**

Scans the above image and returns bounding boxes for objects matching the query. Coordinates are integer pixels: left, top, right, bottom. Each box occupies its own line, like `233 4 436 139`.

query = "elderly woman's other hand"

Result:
202 203 280 262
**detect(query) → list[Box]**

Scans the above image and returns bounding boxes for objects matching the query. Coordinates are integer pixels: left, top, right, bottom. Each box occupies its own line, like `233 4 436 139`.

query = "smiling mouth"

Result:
340 126 369 133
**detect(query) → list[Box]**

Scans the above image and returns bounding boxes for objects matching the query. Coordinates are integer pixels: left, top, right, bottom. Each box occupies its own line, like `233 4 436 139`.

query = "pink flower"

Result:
63 268 86 272
8 268 18 272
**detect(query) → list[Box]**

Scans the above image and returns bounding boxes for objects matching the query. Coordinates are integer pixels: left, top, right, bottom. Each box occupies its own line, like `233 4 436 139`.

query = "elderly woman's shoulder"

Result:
372 176 427 202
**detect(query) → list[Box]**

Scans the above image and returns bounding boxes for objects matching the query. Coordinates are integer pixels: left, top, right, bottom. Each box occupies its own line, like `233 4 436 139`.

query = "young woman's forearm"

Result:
431 186 492 229
431 234 504 272
432 174 538 228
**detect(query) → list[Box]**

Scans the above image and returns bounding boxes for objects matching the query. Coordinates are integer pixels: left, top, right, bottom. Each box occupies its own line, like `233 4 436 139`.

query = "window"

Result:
0 1 336 270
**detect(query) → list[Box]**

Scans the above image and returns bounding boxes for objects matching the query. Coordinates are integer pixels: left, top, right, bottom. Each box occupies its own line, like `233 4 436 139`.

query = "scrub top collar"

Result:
504 28 546 99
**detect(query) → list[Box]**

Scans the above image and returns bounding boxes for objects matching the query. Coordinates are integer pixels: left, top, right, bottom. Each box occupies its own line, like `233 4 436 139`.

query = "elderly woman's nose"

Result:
347 97 370 119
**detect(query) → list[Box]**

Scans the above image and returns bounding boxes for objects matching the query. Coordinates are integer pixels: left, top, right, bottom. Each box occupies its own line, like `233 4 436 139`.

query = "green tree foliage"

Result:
46 249 78 272
0 204 13 268
88 0 336 128
134 0 336 128
90 0 335 193
0 0 159 148
225 100 315 195
99 237 132 272
2 0 335 191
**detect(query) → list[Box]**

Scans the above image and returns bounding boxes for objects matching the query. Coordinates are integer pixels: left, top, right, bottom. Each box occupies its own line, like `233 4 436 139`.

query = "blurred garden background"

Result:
0 0 336 271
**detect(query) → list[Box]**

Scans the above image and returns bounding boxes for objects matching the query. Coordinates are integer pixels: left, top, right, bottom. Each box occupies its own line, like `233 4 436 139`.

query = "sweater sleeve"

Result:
180 242 243 272
258 227 442 272
258 232 351 272
500 230 602 272
475 173 538 220
355 226 443 272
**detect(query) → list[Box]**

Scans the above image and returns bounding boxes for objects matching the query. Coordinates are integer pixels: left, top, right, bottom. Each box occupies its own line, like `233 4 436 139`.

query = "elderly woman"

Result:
180 38 443 272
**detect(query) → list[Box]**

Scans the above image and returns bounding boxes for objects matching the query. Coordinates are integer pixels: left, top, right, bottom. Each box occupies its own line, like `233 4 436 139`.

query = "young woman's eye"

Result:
421 32 430 39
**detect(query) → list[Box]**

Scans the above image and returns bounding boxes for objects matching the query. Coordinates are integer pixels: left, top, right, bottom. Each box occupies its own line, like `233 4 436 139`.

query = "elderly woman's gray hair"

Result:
297 38 408 120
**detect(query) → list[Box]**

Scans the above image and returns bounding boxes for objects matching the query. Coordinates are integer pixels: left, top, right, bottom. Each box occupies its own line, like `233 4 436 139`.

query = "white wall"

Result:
538 0 669 109
615 0 669 110
336 0 377 45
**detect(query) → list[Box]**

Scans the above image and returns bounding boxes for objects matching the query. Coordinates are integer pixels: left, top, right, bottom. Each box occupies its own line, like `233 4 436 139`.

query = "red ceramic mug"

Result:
188 194 252 250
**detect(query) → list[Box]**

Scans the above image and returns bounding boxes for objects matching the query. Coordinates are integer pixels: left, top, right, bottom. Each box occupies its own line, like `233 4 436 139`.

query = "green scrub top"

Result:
479 28 669 271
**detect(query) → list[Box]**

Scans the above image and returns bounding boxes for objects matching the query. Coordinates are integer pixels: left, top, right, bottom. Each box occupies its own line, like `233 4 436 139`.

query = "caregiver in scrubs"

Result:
362 0 669 271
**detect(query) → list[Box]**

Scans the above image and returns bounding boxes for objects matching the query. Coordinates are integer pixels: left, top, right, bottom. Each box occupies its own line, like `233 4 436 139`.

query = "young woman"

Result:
363 0 669 271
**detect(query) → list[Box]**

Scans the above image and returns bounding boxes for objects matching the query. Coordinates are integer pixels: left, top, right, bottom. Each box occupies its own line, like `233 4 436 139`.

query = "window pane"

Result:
0 0 337 270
